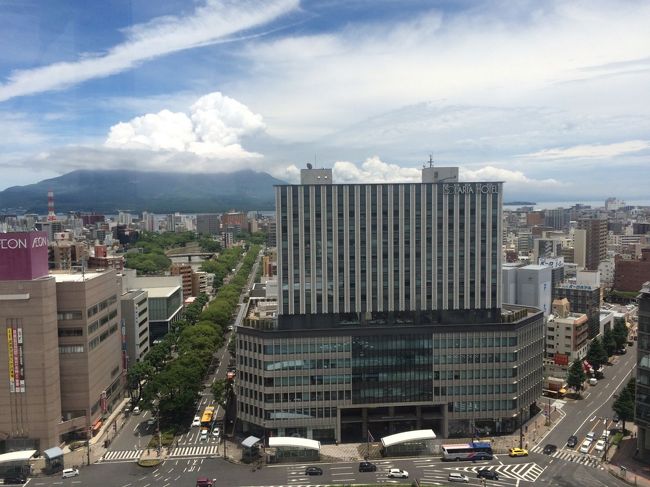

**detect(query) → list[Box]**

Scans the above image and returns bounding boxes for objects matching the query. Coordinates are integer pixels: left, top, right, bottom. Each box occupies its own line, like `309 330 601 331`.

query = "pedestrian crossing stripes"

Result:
170 445 219 458
101 450 141 461
445 462 545 482
530 445 602 468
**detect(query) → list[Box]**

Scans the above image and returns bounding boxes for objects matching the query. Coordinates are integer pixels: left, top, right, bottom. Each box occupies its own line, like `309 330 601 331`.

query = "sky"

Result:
1 0 649 203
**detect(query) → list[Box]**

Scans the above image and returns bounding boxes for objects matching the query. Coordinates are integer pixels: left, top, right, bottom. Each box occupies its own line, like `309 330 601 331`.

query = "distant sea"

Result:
504 200 650 210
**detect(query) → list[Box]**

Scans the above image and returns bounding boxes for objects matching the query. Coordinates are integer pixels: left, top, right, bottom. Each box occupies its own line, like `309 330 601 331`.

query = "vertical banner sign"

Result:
11 325 20 392
7 328 15 393
17 327 25 392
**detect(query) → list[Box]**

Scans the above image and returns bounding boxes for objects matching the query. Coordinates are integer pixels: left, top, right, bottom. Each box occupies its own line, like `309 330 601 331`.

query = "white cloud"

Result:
105 91 265 159
332 156 422 183
521 140 650 160
459 166 563 188
0 0 299 102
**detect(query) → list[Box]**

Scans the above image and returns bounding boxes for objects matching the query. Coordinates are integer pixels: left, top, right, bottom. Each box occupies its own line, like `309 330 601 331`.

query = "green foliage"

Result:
613 319 629 350
566 359 586 396
603 328 617 356
200 246 244 291
125 251 171 274
212 379 228 407
198 237 222 253
127 361 155 403
613 381 635 432
586 338 609 371
124 231 198 274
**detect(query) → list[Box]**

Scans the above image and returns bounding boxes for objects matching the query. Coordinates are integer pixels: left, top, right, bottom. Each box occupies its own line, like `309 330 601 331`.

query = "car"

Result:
567 435 578 448
586 431 596 441
358 461 377 472
617 348 627 355
613 413 620 423
580 440 592 454
594 439 606 452
200 429 208 442
477 469 499 480
543 444 558 455
601 429 611 441
305 467 323 476
227 325 234 331
132 406 141 415
3 474 26 484
195 478 215 487
192 416 201 427
147 417 156 427
212 427 221 438
508 447 529 457
387 468 409 478
62 468 79 478
448 472 470 483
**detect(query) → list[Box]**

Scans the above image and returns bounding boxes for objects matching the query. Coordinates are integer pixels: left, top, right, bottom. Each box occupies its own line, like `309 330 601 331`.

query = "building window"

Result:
59 345 84 353
58 328 84 337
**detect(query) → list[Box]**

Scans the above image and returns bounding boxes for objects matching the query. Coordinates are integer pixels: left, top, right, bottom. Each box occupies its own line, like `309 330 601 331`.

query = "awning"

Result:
43 447 64 460
381 429 437 448
0 450 37 464
268 437 320 451
242 436 261 448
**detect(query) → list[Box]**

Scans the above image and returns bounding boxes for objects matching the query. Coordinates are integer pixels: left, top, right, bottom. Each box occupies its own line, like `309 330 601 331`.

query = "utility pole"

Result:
519 408 524 449
86 426 92 466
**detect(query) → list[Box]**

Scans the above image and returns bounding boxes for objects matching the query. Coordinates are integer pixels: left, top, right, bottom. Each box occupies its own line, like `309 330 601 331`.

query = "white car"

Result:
594 439 606 452
448 472 470 483
62 468 79 478
192 416 201 427
579 440 592 453
212 427 221 438
387 468 408 478
200 429 209 442
132 406 141 415
586 431 596 441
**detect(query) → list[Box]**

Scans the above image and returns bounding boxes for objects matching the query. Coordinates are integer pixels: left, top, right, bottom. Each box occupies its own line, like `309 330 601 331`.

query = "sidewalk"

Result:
606 425 650 487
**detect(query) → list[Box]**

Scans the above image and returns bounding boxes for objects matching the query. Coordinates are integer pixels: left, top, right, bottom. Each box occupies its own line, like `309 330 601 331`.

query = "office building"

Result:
614 249 650 292
544 299 589 379
577 218 608 271
197 214 220 235
636 282 650 461
553 271 601 339
236 167 544 442
120 289 149 364
171 263 193 300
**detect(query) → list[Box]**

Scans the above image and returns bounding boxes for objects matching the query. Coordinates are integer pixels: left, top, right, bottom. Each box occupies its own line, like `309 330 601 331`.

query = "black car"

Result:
359 461 377 472
613 413 620 423
567 435 578 448
3 475 26 485
543 444 558 455
305 467 323 476
477 469 499 480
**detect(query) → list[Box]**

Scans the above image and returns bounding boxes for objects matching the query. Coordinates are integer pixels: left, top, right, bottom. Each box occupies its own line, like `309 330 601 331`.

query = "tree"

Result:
566 359 587 397
127 361 155 403
603 328 617 357
212 379 228 407
586 338 609 371
613 385 635 433
613 319 629 350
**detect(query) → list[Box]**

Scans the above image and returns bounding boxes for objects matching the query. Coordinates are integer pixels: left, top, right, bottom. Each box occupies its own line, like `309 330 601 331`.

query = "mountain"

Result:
0 169 286 214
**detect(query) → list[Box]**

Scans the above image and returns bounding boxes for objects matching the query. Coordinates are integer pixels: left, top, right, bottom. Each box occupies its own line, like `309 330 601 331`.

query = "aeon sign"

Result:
0 231 49 280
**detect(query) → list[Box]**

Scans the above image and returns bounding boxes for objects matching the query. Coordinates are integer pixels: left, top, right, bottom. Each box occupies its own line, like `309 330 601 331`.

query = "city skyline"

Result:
1 1 649 202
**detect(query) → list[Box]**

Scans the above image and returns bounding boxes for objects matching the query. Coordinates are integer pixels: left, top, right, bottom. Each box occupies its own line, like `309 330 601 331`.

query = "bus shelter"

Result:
266 437 320 463
380 429 436 457
241 436 262 463
0 450 36 479
43 447 64 474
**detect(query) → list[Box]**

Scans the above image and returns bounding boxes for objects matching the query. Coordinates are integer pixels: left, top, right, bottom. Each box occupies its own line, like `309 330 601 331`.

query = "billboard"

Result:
0 231 49 280
6 325 25 393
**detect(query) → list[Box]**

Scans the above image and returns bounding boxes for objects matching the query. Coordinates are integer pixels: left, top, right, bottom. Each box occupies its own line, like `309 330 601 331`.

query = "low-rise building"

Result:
544 299 589 380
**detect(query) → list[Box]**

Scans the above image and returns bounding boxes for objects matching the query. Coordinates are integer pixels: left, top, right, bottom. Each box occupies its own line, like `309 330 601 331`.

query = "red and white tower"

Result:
47 190 57 221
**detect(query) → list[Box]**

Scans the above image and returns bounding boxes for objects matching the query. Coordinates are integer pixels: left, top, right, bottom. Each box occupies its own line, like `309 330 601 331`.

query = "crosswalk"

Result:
530 445 602 468
444 462 545 482
101 445 220 462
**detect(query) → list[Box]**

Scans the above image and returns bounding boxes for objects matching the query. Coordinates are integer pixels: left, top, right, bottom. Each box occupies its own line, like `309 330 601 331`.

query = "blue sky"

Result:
1 0 649 202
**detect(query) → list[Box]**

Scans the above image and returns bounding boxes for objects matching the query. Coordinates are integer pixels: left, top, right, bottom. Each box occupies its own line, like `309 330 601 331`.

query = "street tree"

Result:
613 319 629 349
613 385 635 433
567 359 586 397
603 328 617 356
586 337 609 372
127 361 155 403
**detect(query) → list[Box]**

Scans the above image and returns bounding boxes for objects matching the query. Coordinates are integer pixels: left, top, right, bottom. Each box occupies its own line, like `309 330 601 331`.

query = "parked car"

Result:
62 468 79 478
305 467 323 476
543 444 558 455
594 440 606 452
199 429 208 442
580 440 592 454
477 469 499 480
567 435 578 448
586 431 596 441
132 406 141 415
448 472 469 483
613 413 620 423
358 461 377 472
147 417 156 427
387 468 409 478
212 427 221 438
508 447 528 457
192 416 201 427
3 474 26 484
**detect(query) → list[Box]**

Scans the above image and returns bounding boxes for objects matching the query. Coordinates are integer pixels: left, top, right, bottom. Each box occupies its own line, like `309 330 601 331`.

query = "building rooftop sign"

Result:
0 231 49 281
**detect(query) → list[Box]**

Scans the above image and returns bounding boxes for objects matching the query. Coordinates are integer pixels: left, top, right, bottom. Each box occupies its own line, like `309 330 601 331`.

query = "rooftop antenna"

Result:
428 154 434 168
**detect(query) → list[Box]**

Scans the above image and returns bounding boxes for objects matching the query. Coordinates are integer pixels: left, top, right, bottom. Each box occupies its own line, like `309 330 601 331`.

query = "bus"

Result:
200 406 215 430
441 441 493 461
